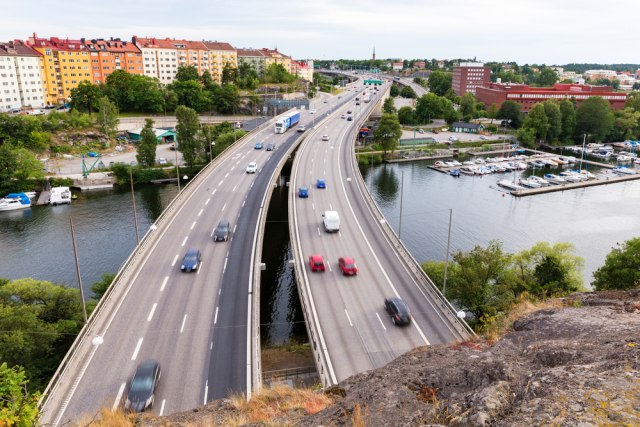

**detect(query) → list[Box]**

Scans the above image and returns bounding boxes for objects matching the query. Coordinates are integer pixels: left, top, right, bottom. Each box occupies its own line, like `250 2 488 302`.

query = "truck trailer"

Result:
274 111 301 134
363 93 371 103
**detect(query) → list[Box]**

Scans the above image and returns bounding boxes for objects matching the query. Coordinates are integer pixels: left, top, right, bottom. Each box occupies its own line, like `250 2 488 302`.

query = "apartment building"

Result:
290 60 313 82
83 38 143 84
0 40 45 112
452 62 491 96
202 41 237 83
236 48 268 76
27 34 92 105
134 37 214 84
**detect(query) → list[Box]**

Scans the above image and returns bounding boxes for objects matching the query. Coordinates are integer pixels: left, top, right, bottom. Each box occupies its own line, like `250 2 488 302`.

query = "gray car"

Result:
213 219 230 242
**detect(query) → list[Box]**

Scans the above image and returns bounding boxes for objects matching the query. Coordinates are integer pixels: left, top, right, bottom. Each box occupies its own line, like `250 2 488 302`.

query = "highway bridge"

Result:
39 76 470 424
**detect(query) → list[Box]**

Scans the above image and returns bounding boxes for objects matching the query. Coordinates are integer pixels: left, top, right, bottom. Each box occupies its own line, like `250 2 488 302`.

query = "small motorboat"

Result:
0 193 31 211
450 169 461 177
498 180 524 190
544 174 566 184
528 176 550 186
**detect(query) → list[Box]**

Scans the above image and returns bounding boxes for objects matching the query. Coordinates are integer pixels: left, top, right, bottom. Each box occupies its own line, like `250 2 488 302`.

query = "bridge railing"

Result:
39 120 268 421
348 92 475 340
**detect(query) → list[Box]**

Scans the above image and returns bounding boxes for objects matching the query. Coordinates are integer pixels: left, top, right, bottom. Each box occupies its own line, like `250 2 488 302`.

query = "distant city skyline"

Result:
4 0 637 65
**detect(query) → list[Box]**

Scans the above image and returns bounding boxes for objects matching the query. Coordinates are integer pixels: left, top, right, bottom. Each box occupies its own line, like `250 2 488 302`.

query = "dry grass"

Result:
72 408 135 426
229 384 334 425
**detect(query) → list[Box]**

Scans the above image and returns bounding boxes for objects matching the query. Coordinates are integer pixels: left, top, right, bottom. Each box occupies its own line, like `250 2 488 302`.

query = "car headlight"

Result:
181 265 185 269
145 396 153 408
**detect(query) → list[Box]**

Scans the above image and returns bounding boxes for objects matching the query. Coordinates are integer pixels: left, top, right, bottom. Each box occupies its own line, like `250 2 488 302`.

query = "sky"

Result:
3 0 637 65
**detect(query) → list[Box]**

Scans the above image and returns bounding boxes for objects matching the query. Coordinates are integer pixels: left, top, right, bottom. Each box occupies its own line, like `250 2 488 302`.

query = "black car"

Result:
213 219 230 242
266 143 275 151
347 116 353 121
125 359 161 412
384 297 412 326
181 249 201 272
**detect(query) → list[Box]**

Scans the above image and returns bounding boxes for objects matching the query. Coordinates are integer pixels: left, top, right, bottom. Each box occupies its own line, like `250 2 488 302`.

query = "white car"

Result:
158 157 168 165
479 135 489 140
246 162 257 174
322 135 329 141
309 109 316 114
448 136 458 142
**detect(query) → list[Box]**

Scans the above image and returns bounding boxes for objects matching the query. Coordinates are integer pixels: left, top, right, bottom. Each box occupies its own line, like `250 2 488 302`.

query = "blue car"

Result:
316 179 326 189
254 142 263 149
298 186 309 198
180 249 201 272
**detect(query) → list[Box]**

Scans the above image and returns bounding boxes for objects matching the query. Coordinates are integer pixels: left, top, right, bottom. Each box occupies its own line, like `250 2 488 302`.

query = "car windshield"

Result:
344 262 356 269
130 375 153 392
185 252 198 263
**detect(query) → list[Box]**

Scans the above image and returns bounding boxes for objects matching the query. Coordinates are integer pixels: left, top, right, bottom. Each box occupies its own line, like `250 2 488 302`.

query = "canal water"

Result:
1 158 638 344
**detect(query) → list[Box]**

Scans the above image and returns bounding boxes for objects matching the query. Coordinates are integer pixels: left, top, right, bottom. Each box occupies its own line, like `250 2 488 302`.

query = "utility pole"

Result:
442 209 453 296
69 217 88 323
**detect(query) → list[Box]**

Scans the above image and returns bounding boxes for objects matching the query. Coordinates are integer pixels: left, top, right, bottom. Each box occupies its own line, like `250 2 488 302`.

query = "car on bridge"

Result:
309 254 325 272
213 219 230 242
338 257 358 275
347 116 353 121
266 143 275 151
124 359 161 412
384 297 412 326
321 135 329 141
181 249 201 272
298 186 309 198
246 162 258 174
297 125 306 132
254 142 264 149
316 178 326 189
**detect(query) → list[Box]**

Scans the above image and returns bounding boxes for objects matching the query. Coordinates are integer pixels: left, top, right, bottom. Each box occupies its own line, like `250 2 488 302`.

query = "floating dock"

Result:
511 173 640 197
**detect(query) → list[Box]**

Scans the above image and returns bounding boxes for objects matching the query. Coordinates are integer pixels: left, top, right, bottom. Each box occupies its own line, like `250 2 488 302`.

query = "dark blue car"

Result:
181 249 201 272
298 186 309 198
316 179 326 189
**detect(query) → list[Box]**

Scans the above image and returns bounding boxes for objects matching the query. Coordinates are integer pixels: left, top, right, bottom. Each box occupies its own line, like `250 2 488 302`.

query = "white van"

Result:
322 211 340 232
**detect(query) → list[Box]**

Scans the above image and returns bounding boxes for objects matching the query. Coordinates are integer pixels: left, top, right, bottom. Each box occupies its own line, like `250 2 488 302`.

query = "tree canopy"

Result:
427 71 452 96
374 113 402 157
575 96 614 142
137 118 158 167
592 238 640 291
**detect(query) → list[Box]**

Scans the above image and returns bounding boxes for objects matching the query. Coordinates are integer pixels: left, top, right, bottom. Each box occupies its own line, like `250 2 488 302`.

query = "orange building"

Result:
83 38 143 84
27 33 92 104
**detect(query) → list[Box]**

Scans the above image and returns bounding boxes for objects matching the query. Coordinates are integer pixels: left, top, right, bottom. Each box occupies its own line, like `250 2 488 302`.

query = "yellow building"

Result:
27 33 92 105
203 41 237 83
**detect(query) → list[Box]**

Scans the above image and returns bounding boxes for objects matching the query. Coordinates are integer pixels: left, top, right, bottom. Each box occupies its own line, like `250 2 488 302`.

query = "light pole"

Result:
129 166 139 245
442 208 453 296
175 147 180 192
398 170 404 239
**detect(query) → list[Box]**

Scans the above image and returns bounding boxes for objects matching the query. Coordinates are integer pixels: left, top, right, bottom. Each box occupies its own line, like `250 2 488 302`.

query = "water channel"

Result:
1 157 638 344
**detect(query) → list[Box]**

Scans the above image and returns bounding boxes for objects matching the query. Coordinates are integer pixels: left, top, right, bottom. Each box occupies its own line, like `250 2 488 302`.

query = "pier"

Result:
511 173 640 196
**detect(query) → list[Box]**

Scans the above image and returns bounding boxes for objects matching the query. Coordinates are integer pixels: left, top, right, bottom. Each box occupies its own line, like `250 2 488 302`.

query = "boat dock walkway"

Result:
512 173 640 196
36 191 51 206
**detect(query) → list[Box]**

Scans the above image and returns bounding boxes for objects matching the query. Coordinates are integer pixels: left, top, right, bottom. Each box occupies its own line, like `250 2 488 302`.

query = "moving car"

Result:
347 110 352 114
384 297 412 326
316 178 326 189
448 136 458 142
125 360 161 412
298 186 309 198
213 219 230 242
479 135 489 140
309 109 316 114
322 135 329 141
246 162 258 174
181 249 201 272
338 257 358 275
254 142 263 149
266 143 275 151
341 114 346 119
322 210 340 232
297 125 306 132
347 116 353 121
309 254 325 272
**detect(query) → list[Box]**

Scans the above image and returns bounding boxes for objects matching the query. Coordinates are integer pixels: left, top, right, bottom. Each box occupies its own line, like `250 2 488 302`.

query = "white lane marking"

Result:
211 189 217 196
181 236 188 247
221 203 227 211
232 184 238 192
376 313 387 331
326 261 332 272
242 200 246 207
312 203 315 210
225 173 229 178
147 303 157 322
203 381 208 405
180 315 187 334
112 382 126 411
160 276 169 291
214 307 219 324
329 203 333 210
131 337 143 360
205 198 210 205
233 224 237 233
317 227 321 236
338 231 342 237
198 208 204 216
236 160 241 165
197 262 203 275
190 221 196 230
159 400 166 416
171 254 179 267
210 341 213 350
223 257 228 274
345 309 353 327
250 181 254 188
219 289 221 295
230 166 235 172
218 180 224 186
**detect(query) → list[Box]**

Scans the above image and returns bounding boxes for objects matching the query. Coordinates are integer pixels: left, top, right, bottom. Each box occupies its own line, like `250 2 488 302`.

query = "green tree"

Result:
459 93 477 119
543 100 562 142
382 97 396 114
212 84 240 114
103 69 132 111
627 92 640 111
69 81 102 115
200 70 216 90
13 148 44 181
197 124 216 161
137 118 158 167
0 144 18 191
175 105 201 169
97 96 119 138
428 71 452 96
0 362 40 426
373 113 402 157
415 93 443 123
397 106 416 125
236 63 260 89
575 96 614 142
90 273 116 300
516 127 536 147
486 103 498 123
175 65 199 82
497 100 522 128
559 99 577 142
400 86 416 98
221 64 238 85
523 104 549 142
389 84 400 97
592 238 640 291
613 107 640 140
170 80 210 112
263 63 296 84
536 67 558 86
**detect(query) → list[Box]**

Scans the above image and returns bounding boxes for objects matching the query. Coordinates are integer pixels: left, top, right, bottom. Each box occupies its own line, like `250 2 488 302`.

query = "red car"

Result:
338 257 358 275
309 254 325 272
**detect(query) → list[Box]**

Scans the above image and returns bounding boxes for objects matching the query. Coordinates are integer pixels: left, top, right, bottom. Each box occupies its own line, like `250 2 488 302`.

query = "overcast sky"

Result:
3 0 636 65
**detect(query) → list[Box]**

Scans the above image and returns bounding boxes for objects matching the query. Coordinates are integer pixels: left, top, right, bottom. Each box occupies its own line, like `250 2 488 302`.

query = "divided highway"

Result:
290 82 472 384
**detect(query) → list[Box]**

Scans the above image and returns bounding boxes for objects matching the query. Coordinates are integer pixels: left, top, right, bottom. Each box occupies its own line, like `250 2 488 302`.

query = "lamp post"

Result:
129 166 139 245
442 208 453 296
175 147 180 192
398 170 404 240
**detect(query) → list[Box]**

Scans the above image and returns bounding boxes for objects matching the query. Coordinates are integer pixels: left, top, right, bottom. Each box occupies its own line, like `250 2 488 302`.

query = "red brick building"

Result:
452 62 490 96
476 82 627 112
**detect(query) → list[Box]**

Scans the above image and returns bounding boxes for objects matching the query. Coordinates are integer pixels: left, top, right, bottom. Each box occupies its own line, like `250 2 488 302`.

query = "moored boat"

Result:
0 193 31 211
544 174 566 184
519 178 542 188
50 187 72 205
498 180 524 190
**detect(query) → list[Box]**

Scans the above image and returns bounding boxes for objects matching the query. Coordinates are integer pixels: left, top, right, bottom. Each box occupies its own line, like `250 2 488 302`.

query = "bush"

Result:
110 164 168 185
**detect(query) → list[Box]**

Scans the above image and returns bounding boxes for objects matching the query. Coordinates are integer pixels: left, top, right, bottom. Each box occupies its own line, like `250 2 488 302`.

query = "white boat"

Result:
528 176 550 186
519 178 542 188
573 170 596 180
613 166 635 175
474 158 486 164
544 174 566 184
462 161 476 166
50 187 72 205
459 167 476 175
0 193 31 211
616 155 632 163
498 180 524 190
434 161 446 168
559 171 583 182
